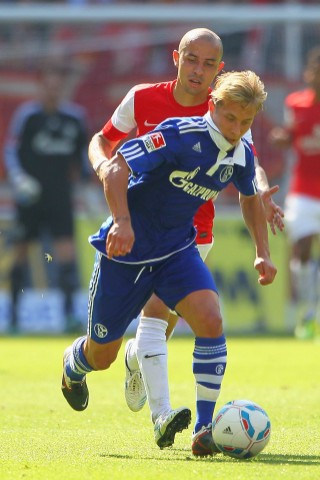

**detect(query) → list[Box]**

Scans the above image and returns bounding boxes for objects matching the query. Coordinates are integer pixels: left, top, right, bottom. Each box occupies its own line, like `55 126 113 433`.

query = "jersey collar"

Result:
204 112 246 167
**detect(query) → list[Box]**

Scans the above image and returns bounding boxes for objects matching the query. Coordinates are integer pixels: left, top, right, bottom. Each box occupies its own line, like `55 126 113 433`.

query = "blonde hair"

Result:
211 70 267 112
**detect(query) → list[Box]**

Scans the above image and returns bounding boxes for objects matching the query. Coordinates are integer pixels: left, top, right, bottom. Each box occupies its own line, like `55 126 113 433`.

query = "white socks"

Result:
129 316 170 422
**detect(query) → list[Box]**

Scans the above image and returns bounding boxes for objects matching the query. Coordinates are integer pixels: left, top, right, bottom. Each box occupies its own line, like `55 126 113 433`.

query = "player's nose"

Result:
193 63 204 76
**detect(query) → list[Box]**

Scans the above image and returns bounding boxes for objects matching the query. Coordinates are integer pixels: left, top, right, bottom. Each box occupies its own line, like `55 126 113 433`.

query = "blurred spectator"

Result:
4 62 91 332
269 46 320 339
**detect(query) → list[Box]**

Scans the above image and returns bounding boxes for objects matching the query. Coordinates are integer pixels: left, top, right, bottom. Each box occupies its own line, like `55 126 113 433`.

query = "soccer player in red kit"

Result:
270 46 320 340
89 28 284 454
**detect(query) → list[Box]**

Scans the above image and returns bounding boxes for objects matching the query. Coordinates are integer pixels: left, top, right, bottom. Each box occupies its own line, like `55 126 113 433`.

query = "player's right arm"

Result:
88 132 120 179
88 86 138 178
98 152 134 259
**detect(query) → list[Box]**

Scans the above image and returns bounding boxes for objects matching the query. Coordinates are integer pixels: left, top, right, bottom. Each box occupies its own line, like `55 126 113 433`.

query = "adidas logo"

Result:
222 426 233 435
192 142 202 153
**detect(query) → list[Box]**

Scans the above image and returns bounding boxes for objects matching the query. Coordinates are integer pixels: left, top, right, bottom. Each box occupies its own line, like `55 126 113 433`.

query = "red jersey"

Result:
102 80 253 244
285 88 320 199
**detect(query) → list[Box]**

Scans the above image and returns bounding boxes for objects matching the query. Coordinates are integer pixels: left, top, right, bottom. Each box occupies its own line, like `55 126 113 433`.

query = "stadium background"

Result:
0 1 318 335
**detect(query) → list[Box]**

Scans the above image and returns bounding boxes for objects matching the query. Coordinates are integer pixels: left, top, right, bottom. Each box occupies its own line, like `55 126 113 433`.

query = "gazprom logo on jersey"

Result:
169 167 219 201
144 132 166 152
94 323 108 339
220 165 234 183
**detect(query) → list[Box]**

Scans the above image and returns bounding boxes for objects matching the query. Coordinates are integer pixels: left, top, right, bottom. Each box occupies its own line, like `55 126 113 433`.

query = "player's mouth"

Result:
189 77 202 87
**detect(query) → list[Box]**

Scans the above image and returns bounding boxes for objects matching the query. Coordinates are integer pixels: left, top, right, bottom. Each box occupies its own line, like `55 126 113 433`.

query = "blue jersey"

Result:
89 112 257 264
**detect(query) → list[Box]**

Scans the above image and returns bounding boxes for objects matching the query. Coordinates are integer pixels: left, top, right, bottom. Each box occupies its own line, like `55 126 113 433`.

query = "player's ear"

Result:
218 61 225 73
208 98 214 111
173 50 179 68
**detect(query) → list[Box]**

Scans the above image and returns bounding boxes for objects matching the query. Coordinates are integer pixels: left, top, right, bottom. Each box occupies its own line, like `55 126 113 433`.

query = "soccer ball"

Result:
212 399 271 459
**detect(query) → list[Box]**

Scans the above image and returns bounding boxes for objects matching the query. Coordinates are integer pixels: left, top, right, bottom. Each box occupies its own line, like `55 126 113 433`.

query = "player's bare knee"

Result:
84 345 118 370
142 294 170 320
90 353 116 371
208 314 223 336
197 311 223 337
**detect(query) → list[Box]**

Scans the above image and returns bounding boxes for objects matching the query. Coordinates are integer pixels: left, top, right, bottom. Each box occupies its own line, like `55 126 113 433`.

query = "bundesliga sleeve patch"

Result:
143 132 166 152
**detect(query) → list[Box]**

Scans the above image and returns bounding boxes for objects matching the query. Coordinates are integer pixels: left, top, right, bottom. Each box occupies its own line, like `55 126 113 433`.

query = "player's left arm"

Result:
254 155 285 235
239 192 277 286
243 130 284 235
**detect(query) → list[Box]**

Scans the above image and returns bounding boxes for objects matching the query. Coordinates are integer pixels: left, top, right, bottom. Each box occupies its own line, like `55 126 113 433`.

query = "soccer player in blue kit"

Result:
61 70 277 455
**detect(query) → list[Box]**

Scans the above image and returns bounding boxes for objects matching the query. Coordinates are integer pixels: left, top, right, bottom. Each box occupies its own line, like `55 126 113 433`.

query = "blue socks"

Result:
65 336 94 382
193 335 227 433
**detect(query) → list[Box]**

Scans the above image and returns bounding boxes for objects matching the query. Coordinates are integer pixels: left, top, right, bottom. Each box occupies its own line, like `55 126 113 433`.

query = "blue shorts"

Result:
87 245 217 343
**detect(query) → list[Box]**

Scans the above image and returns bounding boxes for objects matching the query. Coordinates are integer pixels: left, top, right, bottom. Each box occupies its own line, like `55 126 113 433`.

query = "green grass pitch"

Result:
0 336 319 480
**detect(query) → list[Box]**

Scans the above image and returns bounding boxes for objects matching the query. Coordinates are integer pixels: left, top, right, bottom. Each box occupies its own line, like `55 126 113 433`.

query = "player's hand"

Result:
106 216 135 258
268 127 291 148
254 256 277 286
260 185 285 235
12 172 42 206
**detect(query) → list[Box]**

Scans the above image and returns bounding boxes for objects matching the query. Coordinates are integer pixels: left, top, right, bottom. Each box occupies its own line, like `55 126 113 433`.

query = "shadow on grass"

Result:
183 452 320 465
100 452 320 466
251 453 320 465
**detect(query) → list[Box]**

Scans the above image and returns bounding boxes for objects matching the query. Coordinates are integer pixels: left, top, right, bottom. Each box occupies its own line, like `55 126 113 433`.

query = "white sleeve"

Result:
110 87 137 134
